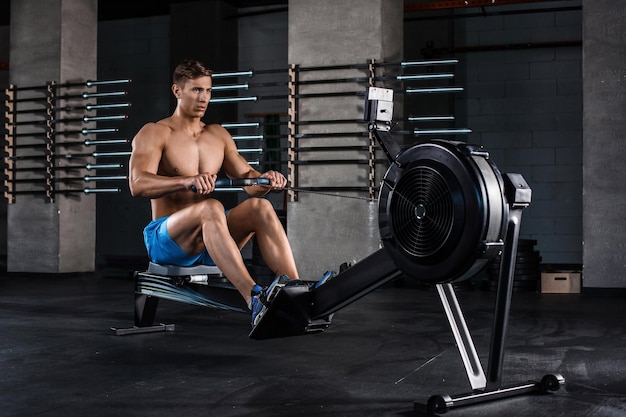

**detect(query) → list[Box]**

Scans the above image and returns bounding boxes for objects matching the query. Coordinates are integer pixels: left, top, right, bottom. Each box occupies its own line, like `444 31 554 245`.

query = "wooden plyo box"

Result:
541 271 581 293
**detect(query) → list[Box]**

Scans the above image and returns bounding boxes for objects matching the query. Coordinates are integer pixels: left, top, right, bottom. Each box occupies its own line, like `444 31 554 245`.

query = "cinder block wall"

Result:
452 3 583 265
237 6 289 214
95 16 171 261
238 7 288 74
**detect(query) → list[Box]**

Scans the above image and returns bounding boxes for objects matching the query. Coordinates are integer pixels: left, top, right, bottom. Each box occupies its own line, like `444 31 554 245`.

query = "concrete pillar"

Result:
7 0 97 272
582 1 626 288
287 0 403 277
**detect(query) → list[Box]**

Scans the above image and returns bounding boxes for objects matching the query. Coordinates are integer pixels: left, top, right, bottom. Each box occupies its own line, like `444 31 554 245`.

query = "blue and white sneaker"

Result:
251 275 290 326
314 270 337 288
250 285 265 326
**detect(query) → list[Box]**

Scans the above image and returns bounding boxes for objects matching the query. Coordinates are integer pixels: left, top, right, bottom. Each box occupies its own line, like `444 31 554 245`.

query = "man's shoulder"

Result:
153 118 176 131
132 121 173 150
137 120 174 138
203 123 233 143
204 122 227 133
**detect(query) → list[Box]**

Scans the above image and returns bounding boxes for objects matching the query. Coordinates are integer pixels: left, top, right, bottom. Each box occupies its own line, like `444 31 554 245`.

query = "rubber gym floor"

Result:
1 262 625 417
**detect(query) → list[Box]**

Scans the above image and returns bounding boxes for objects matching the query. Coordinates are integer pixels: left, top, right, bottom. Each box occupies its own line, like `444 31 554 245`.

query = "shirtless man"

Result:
128 59 299 326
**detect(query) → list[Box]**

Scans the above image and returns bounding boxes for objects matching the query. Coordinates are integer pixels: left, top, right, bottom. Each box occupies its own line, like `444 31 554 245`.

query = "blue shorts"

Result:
143 216 216 266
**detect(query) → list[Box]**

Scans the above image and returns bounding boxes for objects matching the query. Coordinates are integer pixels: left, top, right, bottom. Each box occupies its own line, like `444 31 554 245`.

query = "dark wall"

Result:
3 1 610 280
96 16 172 263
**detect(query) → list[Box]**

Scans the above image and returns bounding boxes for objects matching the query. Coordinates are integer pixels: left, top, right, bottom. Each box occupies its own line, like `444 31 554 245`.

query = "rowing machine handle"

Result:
190 177 271 192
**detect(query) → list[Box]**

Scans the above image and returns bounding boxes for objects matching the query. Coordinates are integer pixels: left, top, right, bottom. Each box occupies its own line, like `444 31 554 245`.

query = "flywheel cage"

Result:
390 165 455 258
378 140 508 284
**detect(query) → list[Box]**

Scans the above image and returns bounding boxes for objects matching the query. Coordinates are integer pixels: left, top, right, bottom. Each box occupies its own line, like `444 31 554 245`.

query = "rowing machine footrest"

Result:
249 281 333 340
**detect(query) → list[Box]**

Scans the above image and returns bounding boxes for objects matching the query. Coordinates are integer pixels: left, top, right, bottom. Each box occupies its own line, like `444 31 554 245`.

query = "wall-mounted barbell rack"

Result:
209 68 288 193
3 79 131 203
2 60 470 203
207 58 472 203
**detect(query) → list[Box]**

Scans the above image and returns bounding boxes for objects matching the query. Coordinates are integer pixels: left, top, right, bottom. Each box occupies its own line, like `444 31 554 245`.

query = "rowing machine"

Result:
248 86 564 415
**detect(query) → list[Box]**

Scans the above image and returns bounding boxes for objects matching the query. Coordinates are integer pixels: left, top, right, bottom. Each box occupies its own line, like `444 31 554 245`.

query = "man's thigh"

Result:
225 200 261 247
165 204 214 254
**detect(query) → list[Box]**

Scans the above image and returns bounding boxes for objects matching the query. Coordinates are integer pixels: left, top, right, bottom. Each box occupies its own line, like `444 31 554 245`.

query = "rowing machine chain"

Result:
283 187 376 202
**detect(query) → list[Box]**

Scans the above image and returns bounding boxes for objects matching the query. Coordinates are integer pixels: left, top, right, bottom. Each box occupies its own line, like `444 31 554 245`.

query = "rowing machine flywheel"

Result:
378 140 508 284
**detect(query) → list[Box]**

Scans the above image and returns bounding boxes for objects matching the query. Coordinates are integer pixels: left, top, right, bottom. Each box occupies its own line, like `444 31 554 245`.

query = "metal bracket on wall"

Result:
2 79 132 203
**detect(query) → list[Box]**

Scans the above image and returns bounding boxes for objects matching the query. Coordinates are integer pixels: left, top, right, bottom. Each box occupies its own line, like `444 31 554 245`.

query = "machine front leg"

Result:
414 173 564 415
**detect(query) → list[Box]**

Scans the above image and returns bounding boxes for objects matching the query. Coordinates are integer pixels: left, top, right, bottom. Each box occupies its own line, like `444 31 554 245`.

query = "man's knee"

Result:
197 199 227 221
250 197 277 216
238 198 279 224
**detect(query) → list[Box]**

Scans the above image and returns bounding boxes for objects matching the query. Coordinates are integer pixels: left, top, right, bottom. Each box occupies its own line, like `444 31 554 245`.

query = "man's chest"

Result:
160 137 225 175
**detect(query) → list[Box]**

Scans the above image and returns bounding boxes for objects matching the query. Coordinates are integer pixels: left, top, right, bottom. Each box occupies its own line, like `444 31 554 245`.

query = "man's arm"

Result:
217 125 286 196
128 123 193 198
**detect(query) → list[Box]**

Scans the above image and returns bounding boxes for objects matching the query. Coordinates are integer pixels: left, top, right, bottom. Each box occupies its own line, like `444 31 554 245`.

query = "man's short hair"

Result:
173 59 213 85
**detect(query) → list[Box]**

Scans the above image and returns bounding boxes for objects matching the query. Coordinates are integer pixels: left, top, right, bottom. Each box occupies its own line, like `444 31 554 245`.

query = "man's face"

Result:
175 75 213 117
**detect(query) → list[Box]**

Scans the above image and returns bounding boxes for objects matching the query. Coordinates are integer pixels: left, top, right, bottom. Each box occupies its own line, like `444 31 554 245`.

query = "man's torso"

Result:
152 123 225 218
